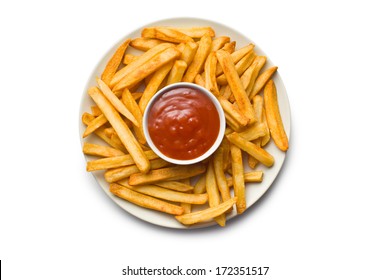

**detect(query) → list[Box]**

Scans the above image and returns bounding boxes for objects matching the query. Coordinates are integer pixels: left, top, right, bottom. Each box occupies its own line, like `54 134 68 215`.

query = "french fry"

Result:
88 86 150 173
101 38 131 85
227 132 274 167
244 56 267 95
154 181 194 192
82 113 127 153
121 89 146 144
96 78 139 126
225 112 244 132
142 27 194 43
175 197 237 225
105 158 170 183
113 47 180 92
216 43 254 76
236 121 267 141
173 26 215 38
182 34 212 83
220 41 236 54
204 52 219 96
249 66 278 99
216 50 256 85
248 95 264 168
194 74 206 87
130 37 165 51
138 61 174 113
110 183 184 215
129 164 206 186
193 174 206 194
264 80 289 151
226 171 263 187
261 109 271 147
205 161 225 226
87 150 158 172
180 41 198 66
82 113 108 138
213 146 231 203
128 185 208 204
218 96 249 127
123 54 138 65
110 43 173 88
90 105 102 116
83 143 125 158
230 144 246 214
212 36 230 52
216 50 256 124
166 60 187 85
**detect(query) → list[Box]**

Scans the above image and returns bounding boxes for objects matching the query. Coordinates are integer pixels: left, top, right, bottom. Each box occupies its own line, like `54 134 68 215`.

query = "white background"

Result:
1 0 389 279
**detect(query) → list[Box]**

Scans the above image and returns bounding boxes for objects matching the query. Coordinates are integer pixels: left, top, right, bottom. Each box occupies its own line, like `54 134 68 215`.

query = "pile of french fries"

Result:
81 26 289 227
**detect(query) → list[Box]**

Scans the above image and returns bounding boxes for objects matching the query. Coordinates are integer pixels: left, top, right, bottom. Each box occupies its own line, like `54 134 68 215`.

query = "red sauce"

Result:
148 87 220 160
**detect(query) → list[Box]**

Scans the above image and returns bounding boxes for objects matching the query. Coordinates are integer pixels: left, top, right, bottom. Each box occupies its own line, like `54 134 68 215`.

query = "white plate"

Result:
79 17 291 229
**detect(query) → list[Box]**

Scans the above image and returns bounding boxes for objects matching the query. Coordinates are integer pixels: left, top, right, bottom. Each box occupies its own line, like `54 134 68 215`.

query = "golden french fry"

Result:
110 43 173 87
121 89 146 144
129 164 206 186
101 38 131 85
194 74 206 87
261 110 271 147
205 161 225 226
212 36 230 52
87 150 158 172
90 105 102 116
216 43 254 76
227 132 274 167
220 41 236 54
96 78 139 126
182 35 212 83
264 79 289 151
174 26 215 38
83 113 108 138
130 37 165 51
128 185 208 204
175 197 237 225
204 52 219 96
226 171 263 187
248 95 264 168
180 41 198 66
216 50 256 124
82 113 127 153
123 54 138 65
245 56 267 95
225 112 244 132
213 146 231 202
218 96 249 127
105 158 169 183
249 66 278 99
193 174 206 194
88 87 150 173
83 142 124 158
138 61 174 113
110 183 184 215
236 121 267 141
230 144 246 214
154 181 194 192
113 47 180 92
216 50 256 85
142 27 194 43
166 60 187 85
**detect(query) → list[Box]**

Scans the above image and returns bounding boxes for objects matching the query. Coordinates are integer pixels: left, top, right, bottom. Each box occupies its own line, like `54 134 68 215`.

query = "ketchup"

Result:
147 87 220 160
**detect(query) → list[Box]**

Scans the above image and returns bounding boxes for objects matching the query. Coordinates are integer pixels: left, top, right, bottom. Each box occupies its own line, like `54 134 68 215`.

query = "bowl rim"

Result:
142 82 226 165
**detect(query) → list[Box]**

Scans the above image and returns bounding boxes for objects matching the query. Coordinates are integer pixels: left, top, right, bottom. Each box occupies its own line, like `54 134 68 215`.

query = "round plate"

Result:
79 17 291 229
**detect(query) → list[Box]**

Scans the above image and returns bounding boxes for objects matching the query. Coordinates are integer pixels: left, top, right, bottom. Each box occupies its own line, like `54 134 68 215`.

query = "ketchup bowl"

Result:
143 82 225 165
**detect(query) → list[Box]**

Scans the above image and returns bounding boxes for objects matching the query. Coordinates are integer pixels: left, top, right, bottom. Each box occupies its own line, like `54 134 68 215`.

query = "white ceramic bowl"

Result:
143 82 226 165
